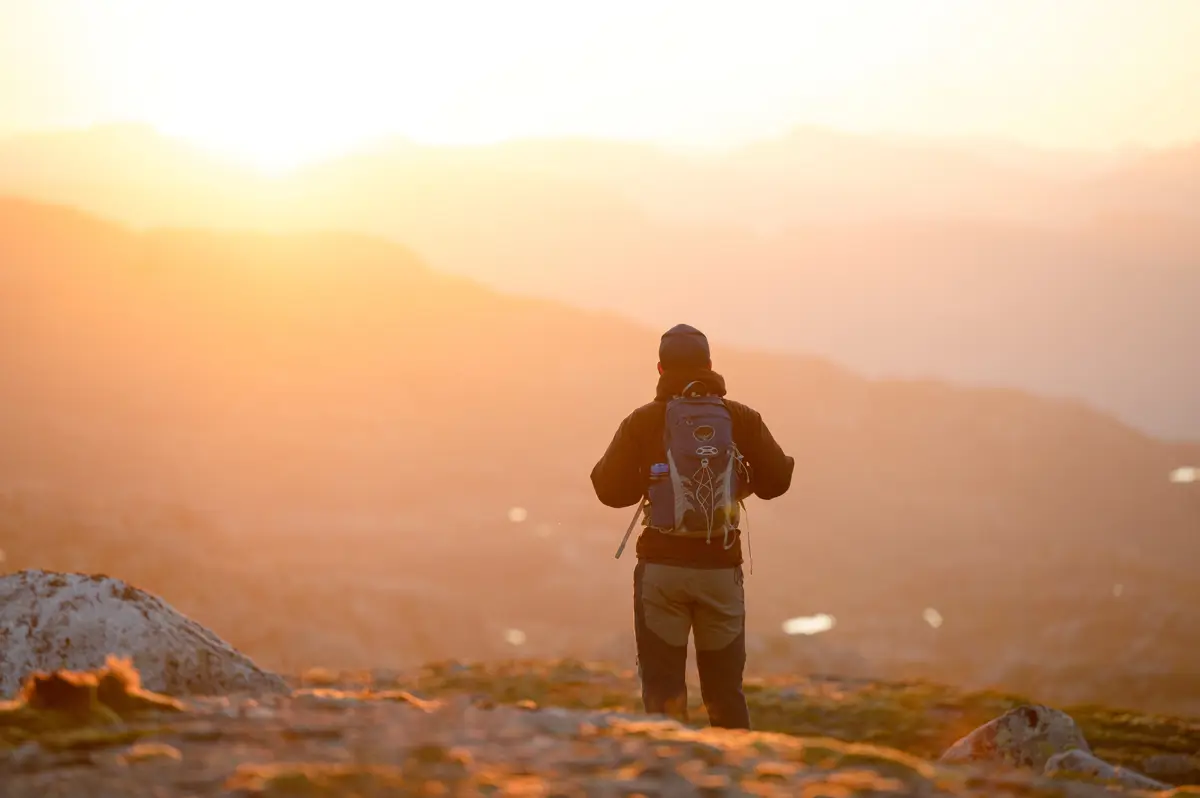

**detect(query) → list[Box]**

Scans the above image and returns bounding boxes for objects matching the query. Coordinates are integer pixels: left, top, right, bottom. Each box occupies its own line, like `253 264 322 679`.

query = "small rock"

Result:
1045 749 1170 791
1143 753 1200 779
689 772 734 798
8 741 95 773
527 707 589 737
434 660 471 676
403 743 474 783
369 668 403 688
299 667 340 687
753 760 797 782
685 741 727 767
118 742 182 765
374 689 442 713
178 724 224 743
242 705 276 720
939 704 1090 770
10 742 43 770
406 743 473 767
609 777 663 797
291 688 365 710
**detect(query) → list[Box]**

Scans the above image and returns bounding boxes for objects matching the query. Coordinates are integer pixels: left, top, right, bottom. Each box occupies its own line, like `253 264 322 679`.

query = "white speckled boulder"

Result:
0 569 288 698
939 704 1090 770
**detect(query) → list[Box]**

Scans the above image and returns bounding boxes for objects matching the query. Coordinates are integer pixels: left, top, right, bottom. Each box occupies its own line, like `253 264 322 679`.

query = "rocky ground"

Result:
2 569 1198 797
3 657 1199 798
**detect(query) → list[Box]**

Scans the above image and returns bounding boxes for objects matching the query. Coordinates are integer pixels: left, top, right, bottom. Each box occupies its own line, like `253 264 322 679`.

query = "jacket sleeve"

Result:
590 410 646 508
736 405 794 500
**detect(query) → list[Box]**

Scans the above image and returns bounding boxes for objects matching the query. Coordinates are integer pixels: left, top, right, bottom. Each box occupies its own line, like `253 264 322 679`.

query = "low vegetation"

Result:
343 657 1200 786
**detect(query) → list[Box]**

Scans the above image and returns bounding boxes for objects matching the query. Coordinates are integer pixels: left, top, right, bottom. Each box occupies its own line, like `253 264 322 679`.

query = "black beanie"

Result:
658 323 711 370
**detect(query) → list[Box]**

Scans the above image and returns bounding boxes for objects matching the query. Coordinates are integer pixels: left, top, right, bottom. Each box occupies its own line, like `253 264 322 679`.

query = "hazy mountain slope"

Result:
1080 142 1200 218
1 126 1199 438
2 199 1198 712
363 127 1121 229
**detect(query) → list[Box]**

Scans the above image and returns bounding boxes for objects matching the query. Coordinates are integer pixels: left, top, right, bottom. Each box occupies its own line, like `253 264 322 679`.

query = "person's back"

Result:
590 323 794 729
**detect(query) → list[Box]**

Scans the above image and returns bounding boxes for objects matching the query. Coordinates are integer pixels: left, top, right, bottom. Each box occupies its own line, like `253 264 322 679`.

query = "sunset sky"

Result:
2 0 1199 170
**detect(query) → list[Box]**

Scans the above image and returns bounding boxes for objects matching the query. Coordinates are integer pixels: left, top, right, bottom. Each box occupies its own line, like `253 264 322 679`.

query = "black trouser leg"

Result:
696 627 750 729
632 561 689 722
693 565 750 729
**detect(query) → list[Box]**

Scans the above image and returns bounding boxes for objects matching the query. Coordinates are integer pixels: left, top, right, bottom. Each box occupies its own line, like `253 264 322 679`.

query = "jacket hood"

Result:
655 368 728 401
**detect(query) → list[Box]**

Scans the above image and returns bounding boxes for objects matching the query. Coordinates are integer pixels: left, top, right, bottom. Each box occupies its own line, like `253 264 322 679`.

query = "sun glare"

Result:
167 123 365 175
137 1 520 173
26 0 1200 170
67 0 965 173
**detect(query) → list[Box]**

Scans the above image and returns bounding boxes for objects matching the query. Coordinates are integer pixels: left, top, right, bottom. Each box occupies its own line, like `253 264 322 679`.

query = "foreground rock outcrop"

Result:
939 704 1091 770
940 704 1184 792
0 570 287 698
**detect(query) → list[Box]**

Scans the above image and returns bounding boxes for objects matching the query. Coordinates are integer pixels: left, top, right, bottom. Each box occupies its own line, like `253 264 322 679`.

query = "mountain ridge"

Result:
2 125 1198 438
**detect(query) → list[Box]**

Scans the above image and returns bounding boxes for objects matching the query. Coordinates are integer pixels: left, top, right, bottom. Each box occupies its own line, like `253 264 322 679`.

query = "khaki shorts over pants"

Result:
632 561 749 729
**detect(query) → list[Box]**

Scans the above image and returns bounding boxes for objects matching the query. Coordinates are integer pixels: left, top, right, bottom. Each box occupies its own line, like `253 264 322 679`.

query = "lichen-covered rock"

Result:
0 569 287 698
1044 749 1170 791
938 704 1090 770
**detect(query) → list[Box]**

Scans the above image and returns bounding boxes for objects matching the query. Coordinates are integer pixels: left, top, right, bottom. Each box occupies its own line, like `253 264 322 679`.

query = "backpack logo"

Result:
693 425 715 442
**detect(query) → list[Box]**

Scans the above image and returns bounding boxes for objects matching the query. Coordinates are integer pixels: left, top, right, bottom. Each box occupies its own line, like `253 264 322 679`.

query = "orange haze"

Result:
2 199 1198 713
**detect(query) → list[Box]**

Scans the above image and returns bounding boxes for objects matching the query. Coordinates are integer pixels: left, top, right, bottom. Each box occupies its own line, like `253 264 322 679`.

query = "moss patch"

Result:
0 656 183 748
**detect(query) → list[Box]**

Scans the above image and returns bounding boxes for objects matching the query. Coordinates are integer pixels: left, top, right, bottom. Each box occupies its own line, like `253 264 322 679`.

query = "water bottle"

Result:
647 462 672 530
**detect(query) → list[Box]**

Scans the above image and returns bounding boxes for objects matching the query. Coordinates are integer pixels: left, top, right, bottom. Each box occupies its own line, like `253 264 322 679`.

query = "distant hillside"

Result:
1081 142 1200 218
1 126 1199 438
1 199 1199 713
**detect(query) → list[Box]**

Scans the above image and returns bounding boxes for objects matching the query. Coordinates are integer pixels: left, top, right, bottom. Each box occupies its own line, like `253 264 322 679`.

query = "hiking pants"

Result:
632 561 750 729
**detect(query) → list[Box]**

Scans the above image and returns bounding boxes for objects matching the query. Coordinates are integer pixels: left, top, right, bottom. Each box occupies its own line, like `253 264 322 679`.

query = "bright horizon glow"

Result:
2 0 1200 172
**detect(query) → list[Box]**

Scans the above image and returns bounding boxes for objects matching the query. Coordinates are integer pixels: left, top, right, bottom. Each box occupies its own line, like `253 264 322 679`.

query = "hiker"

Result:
590 323 794 730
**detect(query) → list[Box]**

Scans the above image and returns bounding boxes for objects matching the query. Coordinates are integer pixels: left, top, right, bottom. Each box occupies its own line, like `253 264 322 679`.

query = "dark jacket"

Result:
590 367 794 567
